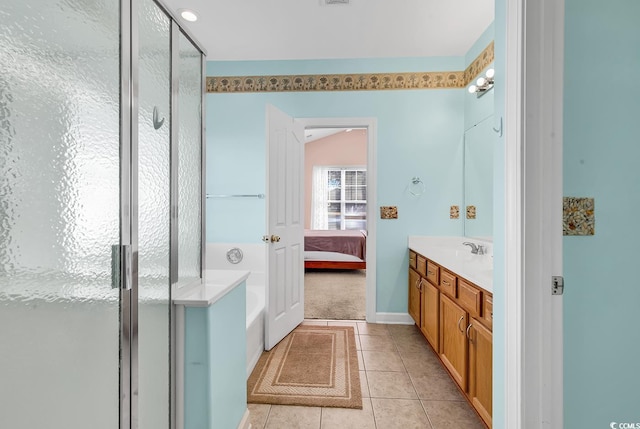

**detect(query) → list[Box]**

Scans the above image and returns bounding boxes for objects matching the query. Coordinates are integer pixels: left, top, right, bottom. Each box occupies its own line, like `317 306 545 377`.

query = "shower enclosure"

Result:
0 0 205 428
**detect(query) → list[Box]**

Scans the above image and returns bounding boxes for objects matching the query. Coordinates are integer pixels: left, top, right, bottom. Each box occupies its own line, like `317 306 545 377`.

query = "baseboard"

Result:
237 408 251 429
247 346 263 380
375 312 414 325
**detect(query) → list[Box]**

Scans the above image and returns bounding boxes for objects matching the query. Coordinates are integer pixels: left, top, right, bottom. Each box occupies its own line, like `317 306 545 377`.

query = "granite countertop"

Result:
408 236 493 293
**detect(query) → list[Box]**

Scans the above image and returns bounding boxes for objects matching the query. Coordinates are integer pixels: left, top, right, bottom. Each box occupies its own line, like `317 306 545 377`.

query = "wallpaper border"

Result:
206 42 494 93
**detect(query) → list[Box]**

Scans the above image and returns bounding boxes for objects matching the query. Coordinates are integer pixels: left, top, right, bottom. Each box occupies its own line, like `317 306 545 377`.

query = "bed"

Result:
304 229 367 270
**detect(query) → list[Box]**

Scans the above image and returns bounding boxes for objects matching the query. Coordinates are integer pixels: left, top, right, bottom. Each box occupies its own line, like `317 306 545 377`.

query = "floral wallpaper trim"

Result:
207 43 494 93
463 41 494 87
563 197 595 236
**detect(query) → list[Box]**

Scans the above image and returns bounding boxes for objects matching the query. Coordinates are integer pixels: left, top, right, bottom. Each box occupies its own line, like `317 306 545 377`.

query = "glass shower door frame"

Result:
120 0 134 427
120 1 206 428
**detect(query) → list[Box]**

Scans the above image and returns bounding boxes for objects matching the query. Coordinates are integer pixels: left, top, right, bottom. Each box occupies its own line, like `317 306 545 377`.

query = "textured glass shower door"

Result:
137 0 172 427
177 32 203 288
0 0 122 428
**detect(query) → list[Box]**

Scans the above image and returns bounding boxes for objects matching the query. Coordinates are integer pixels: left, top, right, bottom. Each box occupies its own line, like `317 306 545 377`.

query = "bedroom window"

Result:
311 166 367 231
326 168 366 230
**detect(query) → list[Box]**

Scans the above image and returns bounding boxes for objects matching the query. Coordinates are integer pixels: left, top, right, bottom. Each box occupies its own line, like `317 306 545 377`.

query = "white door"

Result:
264 105 305 350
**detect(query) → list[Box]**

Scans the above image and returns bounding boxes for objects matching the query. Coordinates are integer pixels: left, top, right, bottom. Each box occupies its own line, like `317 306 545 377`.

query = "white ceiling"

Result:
161 0 494 61
304 127 366 143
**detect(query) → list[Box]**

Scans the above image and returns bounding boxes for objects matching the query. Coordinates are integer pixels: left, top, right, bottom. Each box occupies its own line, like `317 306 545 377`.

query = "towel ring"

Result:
408 177 425 197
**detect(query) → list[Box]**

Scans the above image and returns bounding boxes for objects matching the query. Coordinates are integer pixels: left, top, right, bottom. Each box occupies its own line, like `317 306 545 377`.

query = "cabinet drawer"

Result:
416 255 427 277
409 251 417 269
458 279 482 316
426 260 439 286
440 270 457 298
482 294 493 330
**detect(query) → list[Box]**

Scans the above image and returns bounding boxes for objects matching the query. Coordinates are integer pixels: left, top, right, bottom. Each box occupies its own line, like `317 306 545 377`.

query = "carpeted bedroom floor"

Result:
304 269 366 320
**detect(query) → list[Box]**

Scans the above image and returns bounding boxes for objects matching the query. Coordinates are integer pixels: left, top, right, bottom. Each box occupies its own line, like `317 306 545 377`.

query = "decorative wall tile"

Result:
450 205 460 219
466 205 476 219
207 43 494 93
380 206 398 219
563 197 595 236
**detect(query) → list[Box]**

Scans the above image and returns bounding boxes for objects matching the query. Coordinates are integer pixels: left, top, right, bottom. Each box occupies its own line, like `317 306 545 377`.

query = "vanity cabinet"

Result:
408 266 421 325
469 317 493 427
408 250 492 428
420 278 440 352
439 294 468 388
407 251 440 352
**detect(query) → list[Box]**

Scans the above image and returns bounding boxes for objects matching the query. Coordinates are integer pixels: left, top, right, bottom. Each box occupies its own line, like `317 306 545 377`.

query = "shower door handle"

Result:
112 244 132 290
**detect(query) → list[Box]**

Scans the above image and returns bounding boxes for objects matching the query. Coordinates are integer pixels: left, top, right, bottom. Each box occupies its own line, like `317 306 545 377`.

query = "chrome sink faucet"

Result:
463 242 486 255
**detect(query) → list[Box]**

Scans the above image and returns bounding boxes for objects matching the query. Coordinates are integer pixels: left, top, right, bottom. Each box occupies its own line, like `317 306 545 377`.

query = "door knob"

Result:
270 235 281 243
262 235 270 243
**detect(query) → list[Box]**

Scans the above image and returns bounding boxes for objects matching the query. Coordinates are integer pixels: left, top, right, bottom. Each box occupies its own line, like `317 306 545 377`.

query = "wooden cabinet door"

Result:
420 280 439 352
439 294 468 389
469 317 492 427
408 268 421 326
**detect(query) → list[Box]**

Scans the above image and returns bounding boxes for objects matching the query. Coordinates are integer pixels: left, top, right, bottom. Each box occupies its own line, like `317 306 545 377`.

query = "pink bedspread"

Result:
304 229 367 261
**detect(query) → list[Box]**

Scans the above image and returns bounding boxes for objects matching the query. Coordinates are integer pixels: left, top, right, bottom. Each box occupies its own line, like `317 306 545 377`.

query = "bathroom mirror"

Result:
463 114 494 239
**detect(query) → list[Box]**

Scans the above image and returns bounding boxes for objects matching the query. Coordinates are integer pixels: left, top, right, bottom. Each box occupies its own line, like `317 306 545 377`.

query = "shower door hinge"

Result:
552 276 564 295
112 244 132 290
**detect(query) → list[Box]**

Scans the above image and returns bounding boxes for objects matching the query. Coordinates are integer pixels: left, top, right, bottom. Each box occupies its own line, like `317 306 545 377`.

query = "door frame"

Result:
505 0 564 427
297 117 377 322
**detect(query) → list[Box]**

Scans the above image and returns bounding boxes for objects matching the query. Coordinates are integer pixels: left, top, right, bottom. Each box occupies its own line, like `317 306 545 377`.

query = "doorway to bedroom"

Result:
303 126 369 320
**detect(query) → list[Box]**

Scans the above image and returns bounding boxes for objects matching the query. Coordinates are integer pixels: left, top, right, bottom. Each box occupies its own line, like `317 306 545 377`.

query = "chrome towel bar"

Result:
206 193 265 199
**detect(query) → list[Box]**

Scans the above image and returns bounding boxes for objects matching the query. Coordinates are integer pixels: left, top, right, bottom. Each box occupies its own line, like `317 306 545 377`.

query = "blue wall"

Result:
564 1 640 426
207 57 468 314
206 27 497 315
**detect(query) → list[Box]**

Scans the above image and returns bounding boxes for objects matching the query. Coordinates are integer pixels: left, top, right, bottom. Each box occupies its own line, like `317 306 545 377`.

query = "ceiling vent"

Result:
324 0 350 5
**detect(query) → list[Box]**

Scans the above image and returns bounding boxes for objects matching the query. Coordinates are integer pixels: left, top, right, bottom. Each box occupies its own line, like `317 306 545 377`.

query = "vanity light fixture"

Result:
468 68 495 98
179 9 198 22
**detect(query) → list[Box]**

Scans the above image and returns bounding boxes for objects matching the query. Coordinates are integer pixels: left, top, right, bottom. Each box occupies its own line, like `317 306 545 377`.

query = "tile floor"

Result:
248 320 487 429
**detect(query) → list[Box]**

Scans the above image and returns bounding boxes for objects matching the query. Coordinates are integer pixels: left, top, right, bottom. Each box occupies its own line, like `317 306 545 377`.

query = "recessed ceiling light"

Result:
179 9 198 22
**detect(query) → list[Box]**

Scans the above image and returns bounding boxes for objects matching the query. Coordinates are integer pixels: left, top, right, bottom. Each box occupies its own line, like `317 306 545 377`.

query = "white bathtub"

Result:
245 284 265 377
206 243 266 378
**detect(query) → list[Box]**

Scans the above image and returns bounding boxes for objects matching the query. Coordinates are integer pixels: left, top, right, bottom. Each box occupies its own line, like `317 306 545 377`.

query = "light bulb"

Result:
476 77 486 87
486 68 495 79
468 85 477 94
180 9 198 22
